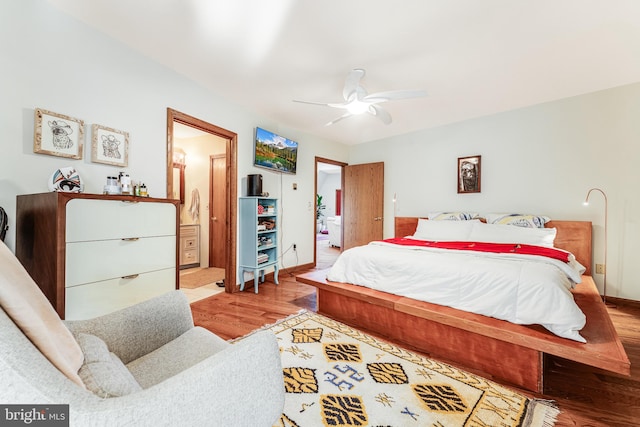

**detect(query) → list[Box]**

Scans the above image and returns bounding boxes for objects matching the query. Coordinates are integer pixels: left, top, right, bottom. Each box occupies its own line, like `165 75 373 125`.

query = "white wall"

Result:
349 82 640 301
317 171 341 222
0 0 348 281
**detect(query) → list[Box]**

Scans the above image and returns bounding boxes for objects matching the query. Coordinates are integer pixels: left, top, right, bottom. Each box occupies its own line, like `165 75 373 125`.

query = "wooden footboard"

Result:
296 270 630 393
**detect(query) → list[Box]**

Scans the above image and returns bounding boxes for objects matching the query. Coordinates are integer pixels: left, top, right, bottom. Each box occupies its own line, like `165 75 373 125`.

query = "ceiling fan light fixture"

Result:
346 100 370 115
294 68 426 126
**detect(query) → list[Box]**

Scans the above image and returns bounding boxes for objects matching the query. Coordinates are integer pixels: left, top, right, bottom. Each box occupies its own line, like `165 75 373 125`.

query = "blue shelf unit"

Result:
238 197 279 293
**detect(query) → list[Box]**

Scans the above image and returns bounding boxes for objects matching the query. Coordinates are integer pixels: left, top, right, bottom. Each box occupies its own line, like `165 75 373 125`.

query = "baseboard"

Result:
605 295 640 309
238 262 316 291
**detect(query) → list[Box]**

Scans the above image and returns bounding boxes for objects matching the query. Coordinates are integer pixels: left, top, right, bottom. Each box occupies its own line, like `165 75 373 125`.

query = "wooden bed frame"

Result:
297 218 630 393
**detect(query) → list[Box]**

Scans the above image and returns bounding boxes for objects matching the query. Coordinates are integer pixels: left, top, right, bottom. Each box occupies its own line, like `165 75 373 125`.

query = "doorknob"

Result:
211 217 217 221
374 217 383 221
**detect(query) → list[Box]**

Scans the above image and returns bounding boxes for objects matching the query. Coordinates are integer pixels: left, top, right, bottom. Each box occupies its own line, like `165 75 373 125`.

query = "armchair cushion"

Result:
0 241 84 387
76 333 142 398
127 326 229 388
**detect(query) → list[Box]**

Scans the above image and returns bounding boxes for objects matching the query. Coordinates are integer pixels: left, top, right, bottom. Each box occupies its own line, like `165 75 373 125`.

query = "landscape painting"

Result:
254 127 298 174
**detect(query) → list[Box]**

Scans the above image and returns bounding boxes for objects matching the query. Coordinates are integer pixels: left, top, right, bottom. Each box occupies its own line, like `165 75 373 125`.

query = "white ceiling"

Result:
46 0 640 145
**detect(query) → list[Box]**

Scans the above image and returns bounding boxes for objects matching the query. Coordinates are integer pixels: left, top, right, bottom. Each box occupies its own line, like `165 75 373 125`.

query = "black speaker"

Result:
247 174 263 196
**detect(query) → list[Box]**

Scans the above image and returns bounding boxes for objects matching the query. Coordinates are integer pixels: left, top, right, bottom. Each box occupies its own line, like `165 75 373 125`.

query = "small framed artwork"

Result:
91 124 129 167
458 155 481 193
34 108 84 159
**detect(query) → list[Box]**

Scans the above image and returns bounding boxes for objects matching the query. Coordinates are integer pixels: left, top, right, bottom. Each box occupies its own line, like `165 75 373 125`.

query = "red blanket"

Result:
382 237 570 263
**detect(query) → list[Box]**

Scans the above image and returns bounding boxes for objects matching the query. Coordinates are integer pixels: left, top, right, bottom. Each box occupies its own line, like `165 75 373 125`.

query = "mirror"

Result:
172 162 185 204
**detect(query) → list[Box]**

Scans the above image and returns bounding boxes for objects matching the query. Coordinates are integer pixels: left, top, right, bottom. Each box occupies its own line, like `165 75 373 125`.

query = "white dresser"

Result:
16 192 179 320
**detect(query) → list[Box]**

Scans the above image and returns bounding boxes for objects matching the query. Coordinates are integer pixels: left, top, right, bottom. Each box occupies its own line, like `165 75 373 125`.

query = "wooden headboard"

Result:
394 217 593 275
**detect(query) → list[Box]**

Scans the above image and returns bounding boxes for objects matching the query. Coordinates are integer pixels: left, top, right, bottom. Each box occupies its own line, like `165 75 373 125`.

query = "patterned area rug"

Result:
251 311 558 427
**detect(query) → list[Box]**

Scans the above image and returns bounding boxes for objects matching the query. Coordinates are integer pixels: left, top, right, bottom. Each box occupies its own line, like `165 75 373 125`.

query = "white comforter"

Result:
326 240 587 342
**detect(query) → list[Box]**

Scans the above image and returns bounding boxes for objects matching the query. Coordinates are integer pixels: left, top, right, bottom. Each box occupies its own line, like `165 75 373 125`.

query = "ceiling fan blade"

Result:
369 105 392 125
293 99 331 106
293 99 350 109
364 89 427 103
325 113 352 126
343 68 366 101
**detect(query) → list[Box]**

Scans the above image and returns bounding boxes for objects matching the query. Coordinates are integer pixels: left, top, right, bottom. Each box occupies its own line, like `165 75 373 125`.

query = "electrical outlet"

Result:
293 243 297 251
596 264 605 274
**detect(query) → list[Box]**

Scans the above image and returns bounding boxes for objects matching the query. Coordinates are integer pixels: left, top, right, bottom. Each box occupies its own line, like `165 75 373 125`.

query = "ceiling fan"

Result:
294 68 426 126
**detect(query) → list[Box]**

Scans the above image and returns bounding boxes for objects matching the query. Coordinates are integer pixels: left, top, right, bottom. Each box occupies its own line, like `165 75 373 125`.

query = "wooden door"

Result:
342 162 384 250
209 154 226 268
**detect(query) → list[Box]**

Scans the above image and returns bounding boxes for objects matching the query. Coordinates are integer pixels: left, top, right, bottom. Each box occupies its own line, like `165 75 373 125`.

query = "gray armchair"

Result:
1 279 284 426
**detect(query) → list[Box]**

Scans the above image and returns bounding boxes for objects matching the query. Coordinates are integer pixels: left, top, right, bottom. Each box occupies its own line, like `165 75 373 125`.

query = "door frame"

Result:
314 156 347 266
166 108 238 293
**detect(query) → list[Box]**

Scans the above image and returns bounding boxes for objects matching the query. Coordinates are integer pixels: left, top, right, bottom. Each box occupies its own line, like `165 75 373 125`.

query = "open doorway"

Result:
166 108 238 298
171 124 225 301
315 157 346 269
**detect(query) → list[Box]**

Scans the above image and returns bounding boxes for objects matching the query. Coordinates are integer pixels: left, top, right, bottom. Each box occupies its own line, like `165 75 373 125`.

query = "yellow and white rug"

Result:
255 311 558 427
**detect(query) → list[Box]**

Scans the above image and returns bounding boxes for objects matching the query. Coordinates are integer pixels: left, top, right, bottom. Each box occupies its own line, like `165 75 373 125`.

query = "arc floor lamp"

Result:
583 188 608 304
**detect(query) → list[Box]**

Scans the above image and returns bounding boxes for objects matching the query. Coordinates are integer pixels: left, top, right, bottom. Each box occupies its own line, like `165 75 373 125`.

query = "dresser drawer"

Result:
181 249 199 265
66 198 176 242
64 268 176 320
180 225 199 237
65 236 175 287
181 236 198 250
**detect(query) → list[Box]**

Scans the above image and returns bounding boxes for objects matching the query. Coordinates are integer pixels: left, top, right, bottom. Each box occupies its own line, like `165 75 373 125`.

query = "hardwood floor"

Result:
190 270 640 427
190 270 317 339
316 235 340 270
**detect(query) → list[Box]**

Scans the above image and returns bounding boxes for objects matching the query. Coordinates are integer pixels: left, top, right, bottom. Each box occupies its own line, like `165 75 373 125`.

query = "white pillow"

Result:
413 219 479 241
468 222 557 247
428 211 480 221
485 213 550 228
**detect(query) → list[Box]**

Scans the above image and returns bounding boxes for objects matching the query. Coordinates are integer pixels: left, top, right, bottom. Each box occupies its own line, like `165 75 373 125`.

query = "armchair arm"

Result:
67 331 284 427
64 290 194 364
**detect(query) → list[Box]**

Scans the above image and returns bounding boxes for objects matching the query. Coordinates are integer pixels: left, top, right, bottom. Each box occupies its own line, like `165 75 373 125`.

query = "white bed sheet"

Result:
326 240 587 342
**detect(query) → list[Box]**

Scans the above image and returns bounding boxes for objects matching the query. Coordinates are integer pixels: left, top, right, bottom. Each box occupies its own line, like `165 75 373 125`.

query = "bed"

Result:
296 217 630 392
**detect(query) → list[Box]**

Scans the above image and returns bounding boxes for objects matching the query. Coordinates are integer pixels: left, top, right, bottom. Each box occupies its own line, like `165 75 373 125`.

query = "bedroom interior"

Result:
2 1 640 426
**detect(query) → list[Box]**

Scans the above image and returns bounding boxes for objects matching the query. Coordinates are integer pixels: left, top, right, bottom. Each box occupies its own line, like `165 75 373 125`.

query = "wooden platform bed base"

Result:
296 218 630 393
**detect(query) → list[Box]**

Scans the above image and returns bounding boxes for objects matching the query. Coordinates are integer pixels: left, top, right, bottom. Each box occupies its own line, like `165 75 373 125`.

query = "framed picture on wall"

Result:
458 155 481 193
91 124 129 167
33 108 84 159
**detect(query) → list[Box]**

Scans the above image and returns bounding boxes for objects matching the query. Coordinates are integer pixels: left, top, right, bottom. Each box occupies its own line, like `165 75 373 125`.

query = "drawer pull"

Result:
121 237 140 241
121 200 139 204
121 274 139 280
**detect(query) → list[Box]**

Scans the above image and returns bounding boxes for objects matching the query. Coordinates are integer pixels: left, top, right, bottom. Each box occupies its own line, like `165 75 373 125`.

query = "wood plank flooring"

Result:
190 270 640 427
190 270 317 339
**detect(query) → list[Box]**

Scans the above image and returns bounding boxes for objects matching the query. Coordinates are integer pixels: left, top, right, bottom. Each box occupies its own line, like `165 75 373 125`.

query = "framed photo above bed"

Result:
458 155 481 193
